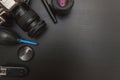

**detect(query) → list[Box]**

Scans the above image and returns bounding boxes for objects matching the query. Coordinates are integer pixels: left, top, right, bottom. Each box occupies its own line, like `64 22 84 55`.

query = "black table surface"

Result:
1 0 120 80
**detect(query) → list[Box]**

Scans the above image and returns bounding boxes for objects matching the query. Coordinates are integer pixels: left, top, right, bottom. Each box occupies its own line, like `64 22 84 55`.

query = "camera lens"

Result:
12 3 46 37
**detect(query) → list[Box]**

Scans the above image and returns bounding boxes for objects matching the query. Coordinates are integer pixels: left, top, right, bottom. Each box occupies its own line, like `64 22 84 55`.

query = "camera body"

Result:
0 0 23 24
0 0 46 37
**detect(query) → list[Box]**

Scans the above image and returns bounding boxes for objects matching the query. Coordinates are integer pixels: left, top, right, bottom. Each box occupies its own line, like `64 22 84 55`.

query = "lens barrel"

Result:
12 3 46 37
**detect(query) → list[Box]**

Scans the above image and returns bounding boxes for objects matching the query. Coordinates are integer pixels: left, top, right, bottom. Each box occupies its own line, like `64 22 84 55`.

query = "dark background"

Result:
0 0 120 80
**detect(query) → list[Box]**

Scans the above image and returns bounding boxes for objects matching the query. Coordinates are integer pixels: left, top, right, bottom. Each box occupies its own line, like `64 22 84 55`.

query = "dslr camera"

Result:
0 0 46 37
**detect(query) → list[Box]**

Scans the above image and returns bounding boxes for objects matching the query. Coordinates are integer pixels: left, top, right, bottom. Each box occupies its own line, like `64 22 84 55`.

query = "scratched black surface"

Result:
0 0 120 80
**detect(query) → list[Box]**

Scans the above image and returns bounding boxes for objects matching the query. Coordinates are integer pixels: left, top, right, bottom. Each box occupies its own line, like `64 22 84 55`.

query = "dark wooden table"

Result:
0 0 120 80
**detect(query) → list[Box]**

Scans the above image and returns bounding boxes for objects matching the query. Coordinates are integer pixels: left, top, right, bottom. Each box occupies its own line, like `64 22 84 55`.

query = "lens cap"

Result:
18 45 34 62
